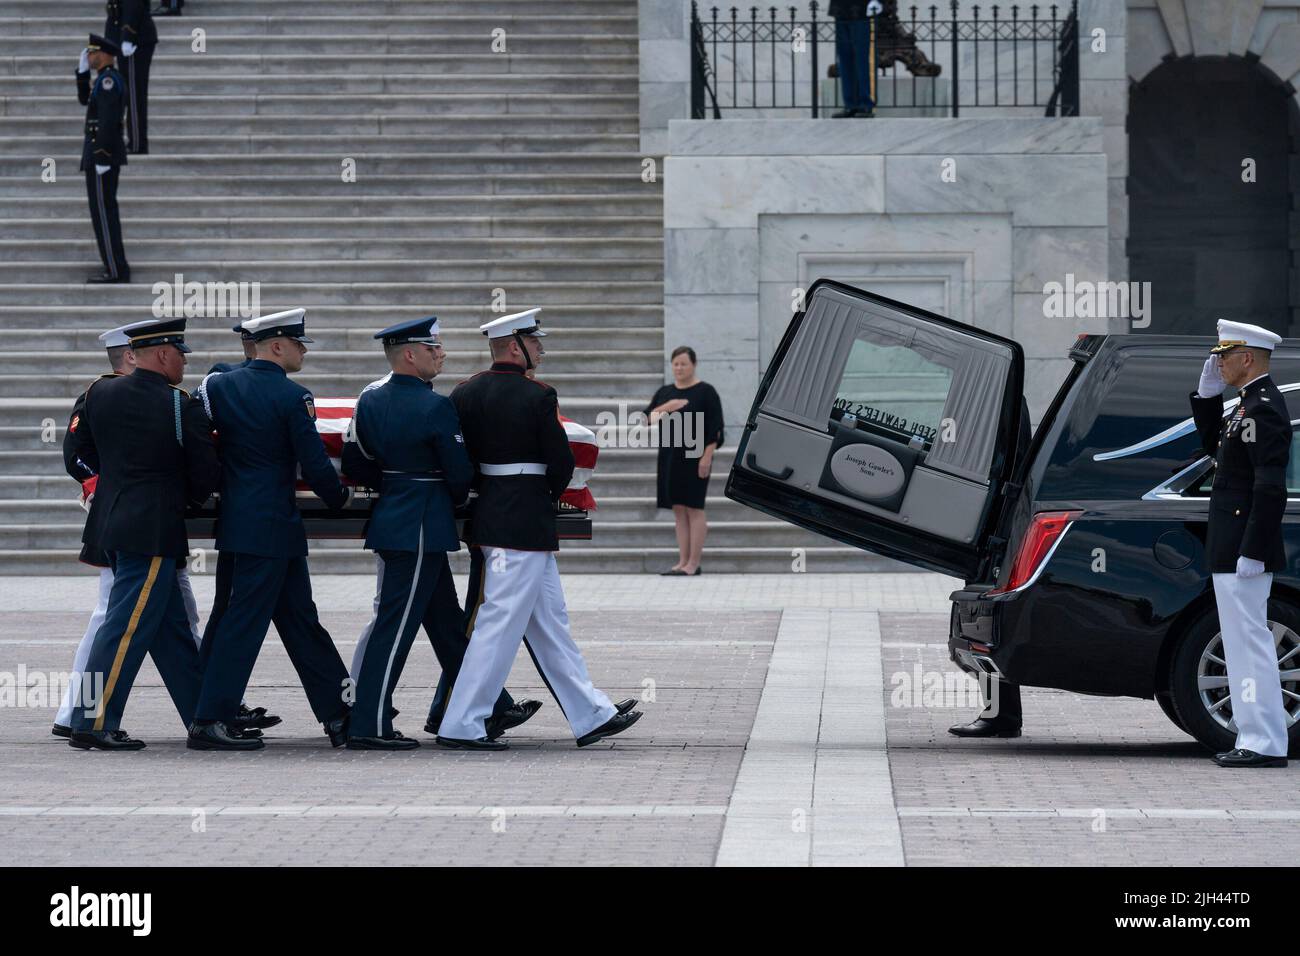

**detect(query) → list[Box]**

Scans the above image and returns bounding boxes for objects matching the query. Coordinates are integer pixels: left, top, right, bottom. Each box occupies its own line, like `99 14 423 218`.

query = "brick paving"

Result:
3 572 1299 865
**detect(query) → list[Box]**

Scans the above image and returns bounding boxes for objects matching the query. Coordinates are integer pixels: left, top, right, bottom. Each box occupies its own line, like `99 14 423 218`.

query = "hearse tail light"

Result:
988 510 1082 594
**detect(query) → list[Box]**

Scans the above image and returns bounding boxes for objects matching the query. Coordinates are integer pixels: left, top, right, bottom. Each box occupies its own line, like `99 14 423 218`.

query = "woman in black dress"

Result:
643 346 724 575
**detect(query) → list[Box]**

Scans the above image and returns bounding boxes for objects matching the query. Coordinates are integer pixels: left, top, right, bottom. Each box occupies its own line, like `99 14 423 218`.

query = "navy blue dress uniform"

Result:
206 322 255 376
104 0 156 154
66 318 218 750
78 35 130 284
435 309 641 749
190 308 353 751
338 318 473 747
1189 320 1293 765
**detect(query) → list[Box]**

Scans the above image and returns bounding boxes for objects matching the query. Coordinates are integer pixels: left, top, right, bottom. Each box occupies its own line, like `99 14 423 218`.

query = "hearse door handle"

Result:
746 453 793 480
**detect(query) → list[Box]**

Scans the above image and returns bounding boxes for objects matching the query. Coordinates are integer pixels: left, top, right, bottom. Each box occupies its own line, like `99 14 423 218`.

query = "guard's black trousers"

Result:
195 554 350 725
425 549 514 732
119 44 154 154
69 552 203 733
85 167 129 280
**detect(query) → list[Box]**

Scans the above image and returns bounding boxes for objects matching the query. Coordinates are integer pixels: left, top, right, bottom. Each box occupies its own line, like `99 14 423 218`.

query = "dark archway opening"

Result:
1128 56 1299 336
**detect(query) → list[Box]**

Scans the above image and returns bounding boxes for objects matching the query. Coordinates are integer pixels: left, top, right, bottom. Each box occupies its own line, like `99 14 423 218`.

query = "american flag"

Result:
310 399 598 510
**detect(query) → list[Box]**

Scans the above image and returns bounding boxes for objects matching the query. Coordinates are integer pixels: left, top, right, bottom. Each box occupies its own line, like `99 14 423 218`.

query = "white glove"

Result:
78 48 90 73
866 0 883 14
94 164 110 175
1197 357 1226 398
1236 556 1266 578
120 40 137 57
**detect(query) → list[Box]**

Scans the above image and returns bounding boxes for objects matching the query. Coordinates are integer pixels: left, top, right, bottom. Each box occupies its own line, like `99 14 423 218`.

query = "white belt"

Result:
479 462 547 476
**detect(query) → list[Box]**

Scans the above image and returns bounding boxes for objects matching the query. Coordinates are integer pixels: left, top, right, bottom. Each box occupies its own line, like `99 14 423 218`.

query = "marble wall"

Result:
663 117 1111 428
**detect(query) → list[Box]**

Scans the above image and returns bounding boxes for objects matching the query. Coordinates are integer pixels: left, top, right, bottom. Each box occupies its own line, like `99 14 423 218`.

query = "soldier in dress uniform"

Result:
434 309 642 750
103 0 156 154
65 318 219 750
337 317 475 749
343 323 542 743
188 309 354 751
1191 319 1293 767
77 34 130 284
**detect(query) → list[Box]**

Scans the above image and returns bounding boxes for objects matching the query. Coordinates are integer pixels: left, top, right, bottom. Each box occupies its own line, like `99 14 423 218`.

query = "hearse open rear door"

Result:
725 279 1025 579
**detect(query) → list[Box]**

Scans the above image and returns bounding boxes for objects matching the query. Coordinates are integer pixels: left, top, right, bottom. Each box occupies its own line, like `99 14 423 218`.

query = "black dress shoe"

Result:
347 730 420 750
186 721 264 751
236 704 282 730
613 698 637 716
831 109 856 118
486 699 543 740
86 272 129 284
576 710 642 748
51 723 72 739
323 714 350 748
1214 748 1287 768
947 717 1022 738
69 729 146 751
436 735 509 751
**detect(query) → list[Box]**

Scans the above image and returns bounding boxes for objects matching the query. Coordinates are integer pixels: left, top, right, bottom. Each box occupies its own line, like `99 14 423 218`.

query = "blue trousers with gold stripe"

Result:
69 552 203 733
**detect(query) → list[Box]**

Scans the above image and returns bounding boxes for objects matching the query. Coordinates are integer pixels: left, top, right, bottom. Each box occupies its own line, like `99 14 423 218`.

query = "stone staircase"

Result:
0 0 879 573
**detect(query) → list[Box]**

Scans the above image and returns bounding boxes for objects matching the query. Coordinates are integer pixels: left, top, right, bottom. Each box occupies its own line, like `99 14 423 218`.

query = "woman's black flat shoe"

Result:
691 568 702 575
659 568 687 576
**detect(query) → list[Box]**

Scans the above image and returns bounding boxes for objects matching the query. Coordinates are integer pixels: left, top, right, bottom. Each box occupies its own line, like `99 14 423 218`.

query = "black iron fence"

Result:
690 0 1079 119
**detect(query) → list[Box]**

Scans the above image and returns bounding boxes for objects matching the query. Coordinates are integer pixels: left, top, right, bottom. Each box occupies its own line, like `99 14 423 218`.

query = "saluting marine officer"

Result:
338 317 474 749
77 34 130 284
66 318 219 750
435 309 642 750
1191 319 1293 767
189 309 354 751
103 0 156 154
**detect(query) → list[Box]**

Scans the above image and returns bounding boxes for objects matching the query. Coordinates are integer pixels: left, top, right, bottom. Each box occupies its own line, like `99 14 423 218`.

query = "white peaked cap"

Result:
1211 319 1283 354
479 308 545 339
98 319 154 349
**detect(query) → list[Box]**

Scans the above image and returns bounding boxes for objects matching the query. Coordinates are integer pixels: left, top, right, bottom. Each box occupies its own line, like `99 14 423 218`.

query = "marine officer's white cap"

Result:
242 308 313 344
480 308 546 339
1210 319 1283 354
97 319 153 350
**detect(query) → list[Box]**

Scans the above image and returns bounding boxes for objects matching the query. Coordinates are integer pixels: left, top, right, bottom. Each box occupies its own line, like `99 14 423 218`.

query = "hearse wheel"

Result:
1167 598 1300 756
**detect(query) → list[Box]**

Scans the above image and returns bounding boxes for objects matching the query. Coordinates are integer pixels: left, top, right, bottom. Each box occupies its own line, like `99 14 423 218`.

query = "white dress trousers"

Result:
438 548 615 741
1211 571 1290 757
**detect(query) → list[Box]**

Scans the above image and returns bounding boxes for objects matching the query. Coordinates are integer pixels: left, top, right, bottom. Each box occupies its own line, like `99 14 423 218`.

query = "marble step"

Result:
0 280 665 306
2 15 639 38
0 113 639 135
3 216 663 241
0 545 901 575
0 73 639 96
0 54 639 79
0 35 642 58
0 325 664 351
0 174 663 198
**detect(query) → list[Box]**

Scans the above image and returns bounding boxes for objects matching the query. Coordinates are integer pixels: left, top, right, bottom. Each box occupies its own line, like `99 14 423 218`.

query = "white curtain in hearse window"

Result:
763 288 1012 485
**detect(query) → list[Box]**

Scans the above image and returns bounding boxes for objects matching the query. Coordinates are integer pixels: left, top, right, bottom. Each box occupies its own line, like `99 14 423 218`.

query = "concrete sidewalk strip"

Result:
716 608 905 867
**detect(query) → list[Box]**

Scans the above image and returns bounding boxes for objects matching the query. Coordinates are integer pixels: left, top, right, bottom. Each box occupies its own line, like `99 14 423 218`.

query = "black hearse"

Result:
726 279 1300 754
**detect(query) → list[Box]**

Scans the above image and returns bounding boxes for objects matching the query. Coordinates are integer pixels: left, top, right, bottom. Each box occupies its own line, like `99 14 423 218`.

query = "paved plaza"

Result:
1 571 1297 866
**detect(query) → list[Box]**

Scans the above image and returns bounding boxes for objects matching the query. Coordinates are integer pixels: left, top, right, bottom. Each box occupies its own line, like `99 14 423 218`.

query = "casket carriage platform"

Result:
185 398 597 542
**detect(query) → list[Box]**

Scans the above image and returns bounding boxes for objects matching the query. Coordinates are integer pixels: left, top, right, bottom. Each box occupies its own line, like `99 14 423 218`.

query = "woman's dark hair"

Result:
670 345 697 365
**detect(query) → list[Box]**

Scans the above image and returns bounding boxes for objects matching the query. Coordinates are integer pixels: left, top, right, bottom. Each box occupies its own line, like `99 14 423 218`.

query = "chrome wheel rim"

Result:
1198 620 1300 732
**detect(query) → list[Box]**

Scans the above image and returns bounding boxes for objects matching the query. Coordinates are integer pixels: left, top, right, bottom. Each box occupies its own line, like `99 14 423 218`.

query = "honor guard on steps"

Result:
77 34 130 284
1191 319 1293 768
337 317 475 749
435 309 643 750
66 318 219 750
103 0 156 154
189 309 355 751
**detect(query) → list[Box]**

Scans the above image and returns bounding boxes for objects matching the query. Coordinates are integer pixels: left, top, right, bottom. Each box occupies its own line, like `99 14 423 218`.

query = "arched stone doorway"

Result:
1128 56 1299 336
